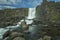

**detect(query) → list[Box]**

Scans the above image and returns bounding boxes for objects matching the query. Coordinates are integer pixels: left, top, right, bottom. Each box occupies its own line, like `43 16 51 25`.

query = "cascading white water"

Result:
3 7 36 29
26 8 36 24
27 8 37 33
17 7 36 24
0 8 36 39
27 8 36 19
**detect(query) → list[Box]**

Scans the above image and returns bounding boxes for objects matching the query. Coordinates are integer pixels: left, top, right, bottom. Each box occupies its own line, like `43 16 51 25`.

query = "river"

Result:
0 8 36 40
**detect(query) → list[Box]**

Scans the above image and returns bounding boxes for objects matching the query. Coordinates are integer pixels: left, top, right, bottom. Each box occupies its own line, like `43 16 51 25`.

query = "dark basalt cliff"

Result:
36 0 60 36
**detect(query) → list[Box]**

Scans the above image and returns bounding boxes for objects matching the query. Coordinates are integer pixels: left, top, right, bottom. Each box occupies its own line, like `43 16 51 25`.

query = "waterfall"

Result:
27 8 36 19
25 8 36 24
18 8 36 24
0 8 36 39
14 7 36 26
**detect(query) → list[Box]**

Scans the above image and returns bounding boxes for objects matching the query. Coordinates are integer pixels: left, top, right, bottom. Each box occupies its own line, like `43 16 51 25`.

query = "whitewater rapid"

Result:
0 8 36 39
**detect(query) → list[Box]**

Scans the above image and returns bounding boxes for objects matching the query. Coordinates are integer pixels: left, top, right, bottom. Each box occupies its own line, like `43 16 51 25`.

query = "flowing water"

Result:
27 8 36 19
0 8 36 40
24 8 36 24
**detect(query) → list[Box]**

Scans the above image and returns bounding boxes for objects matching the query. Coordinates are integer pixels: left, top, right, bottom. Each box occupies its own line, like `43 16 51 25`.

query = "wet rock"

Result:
3 30 11 39
3 31 25 40
38 38 43 40
43 35 52 40
12 37 25 40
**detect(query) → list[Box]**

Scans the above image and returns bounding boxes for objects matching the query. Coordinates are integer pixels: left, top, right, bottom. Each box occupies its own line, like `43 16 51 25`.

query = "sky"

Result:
0 0 60 9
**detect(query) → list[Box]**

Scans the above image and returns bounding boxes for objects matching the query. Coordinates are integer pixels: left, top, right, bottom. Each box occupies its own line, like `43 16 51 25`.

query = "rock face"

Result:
0 8 28 27
3 21 29 40
36 0 60 24
3 28 26 40
12 37 25 40
43 35 52 40
36 0 60 36
21 21 29 31
38 35 52 40
3 32 25 40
